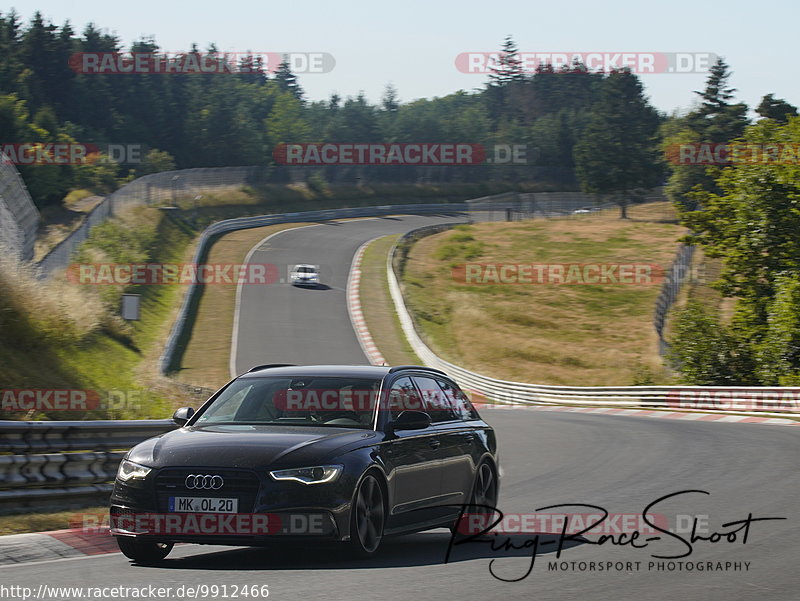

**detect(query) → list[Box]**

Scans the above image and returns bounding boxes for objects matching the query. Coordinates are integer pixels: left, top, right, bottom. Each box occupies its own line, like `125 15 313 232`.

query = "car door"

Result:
380 376 443 529
413 375 477 512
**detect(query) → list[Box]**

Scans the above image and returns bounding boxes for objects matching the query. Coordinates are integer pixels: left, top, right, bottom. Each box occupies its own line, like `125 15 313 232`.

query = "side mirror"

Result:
389 410 432 432
172 407 195 426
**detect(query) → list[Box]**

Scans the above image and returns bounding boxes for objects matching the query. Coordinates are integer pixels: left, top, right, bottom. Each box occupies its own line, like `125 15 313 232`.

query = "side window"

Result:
386 377 424 421
413 376 457 423
436 378 478 421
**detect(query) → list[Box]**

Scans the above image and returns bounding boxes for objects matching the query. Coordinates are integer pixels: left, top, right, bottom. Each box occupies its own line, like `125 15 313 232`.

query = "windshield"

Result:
195 376 381 428
296 266 316 273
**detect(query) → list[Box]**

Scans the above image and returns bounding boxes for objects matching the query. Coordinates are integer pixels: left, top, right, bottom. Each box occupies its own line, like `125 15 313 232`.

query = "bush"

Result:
63 189 93 210
307 173 332 197
667 302 758 385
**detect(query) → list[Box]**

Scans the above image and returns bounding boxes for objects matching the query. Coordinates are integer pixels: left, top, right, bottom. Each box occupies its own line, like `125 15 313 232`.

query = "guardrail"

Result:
386 225 800 417
0 420 175 514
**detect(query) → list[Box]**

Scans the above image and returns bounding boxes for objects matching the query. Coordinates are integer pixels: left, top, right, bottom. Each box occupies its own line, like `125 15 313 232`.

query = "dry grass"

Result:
174 223 312 390
402 202 684 385
0 256 105 346
0 506 108 535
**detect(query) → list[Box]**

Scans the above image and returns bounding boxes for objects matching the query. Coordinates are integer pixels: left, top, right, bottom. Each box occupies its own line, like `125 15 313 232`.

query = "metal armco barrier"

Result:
0 420 175 514
385 225 800 417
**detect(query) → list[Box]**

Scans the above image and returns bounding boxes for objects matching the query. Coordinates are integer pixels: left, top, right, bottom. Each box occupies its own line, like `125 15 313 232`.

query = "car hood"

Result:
127 424 377 469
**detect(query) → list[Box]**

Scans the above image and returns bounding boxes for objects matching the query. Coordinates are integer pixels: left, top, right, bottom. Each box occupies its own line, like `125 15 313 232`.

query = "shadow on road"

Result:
291 283 332 291
132 530 587 571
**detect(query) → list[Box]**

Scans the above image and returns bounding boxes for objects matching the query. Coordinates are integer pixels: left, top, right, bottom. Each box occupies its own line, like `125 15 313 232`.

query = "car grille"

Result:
154 468 261 513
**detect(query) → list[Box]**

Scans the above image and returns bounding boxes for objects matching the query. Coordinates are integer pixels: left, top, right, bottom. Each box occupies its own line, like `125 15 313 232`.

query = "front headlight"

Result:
117 459 152 482
269 465 343 485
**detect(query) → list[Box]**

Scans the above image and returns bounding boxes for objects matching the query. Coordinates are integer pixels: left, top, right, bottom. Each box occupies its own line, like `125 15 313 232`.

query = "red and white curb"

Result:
473 403 800 426
0 529 119 566
347 239 387 366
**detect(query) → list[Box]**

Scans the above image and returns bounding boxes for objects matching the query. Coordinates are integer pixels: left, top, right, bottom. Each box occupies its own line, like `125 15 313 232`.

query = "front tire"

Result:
349 473 385 557
116 537 173 563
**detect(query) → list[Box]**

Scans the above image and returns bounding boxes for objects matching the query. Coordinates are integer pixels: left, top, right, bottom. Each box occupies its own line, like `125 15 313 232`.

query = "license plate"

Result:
169 497 238 513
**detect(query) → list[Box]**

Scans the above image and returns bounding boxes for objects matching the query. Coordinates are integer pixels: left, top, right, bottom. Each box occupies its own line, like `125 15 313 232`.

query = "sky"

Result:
10 0 799 116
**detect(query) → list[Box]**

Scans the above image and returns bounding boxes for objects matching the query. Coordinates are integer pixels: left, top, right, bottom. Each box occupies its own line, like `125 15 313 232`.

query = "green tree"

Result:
274 57 303 101
667 302 758 385
488 35 523 86
135 148 176 176
672 116 800 384
665 58 749 211
484 35 524 126
756 274 800 385
266 91 310 148
756 93 798 124
573 69 663 218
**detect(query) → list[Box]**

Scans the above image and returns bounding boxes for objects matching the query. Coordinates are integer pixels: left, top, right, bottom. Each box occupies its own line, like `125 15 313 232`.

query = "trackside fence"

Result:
36 167 266 277
0 155 39 261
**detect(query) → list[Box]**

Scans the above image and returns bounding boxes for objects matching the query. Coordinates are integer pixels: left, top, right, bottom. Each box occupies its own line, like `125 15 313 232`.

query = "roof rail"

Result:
247 364 296 373
387 365 447 375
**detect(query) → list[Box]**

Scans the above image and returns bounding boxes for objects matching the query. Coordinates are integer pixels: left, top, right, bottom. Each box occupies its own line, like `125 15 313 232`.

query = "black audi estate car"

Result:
110 365 499 562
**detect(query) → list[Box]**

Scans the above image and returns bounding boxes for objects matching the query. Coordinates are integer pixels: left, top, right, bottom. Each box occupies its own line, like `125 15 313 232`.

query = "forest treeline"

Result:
4 12 800 385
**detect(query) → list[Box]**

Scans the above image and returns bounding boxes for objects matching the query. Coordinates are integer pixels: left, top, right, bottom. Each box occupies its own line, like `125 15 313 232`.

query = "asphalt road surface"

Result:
4 213 795 600
231 214 467 375
1 410 797 600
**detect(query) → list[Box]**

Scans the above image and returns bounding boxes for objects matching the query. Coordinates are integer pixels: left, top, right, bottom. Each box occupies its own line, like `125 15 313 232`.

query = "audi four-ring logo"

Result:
185 474 224 490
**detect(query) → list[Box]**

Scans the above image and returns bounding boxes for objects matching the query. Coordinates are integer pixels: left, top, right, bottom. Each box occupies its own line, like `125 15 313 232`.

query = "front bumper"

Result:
110 466 353 544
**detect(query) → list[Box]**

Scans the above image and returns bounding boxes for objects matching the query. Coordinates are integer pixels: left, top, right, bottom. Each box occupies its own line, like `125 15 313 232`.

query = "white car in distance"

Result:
290 264 320 288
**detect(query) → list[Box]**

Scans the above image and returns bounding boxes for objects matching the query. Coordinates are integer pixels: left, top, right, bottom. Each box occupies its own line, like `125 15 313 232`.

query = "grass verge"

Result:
358 235 422 366
400 202 684 386
174 223 313 390
0 506 108 536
